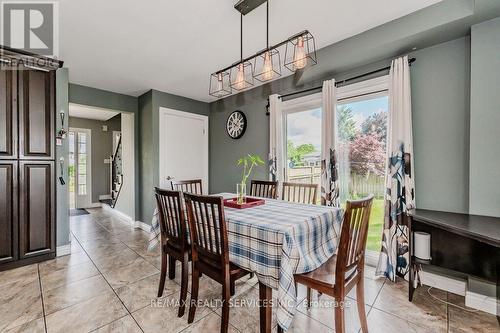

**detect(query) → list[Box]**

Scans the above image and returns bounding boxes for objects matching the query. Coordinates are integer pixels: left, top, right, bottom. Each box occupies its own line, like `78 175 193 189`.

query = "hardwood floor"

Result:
0 208 497 332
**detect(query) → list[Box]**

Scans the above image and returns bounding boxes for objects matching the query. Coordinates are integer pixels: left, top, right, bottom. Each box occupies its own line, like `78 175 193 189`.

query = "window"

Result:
337 76 389 253
282 94 322 203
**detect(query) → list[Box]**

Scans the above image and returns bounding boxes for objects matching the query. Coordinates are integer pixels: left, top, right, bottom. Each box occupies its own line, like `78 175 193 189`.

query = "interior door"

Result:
159 108 208 192
69 128 92 208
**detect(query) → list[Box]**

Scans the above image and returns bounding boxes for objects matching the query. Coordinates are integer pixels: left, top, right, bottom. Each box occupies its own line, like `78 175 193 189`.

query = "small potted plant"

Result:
236 154 264 204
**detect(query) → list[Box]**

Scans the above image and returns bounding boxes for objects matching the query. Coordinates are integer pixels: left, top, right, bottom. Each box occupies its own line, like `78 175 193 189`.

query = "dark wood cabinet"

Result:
19 161 55 258
18 69 55 160
0 70 17 159
0 161 18 264
0 64 56 271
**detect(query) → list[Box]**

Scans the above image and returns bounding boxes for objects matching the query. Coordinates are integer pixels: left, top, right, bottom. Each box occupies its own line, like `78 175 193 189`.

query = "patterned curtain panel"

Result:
268 94 284 186
376 56 416 281
320 80 340 207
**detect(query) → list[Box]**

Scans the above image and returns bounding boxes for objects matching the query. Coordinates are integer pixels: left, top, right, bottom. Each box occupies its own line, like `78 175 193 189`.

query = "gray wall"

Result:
69 115 121 203
411 37 471 213
209 36 475 214
56 68 70 247
138 90 209 225
469 17 500 217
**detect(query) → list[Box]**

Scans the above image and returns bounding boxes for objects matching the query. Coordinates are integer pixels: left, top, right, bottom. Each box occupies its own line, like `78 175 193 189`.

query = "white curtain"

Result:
268 94 284 185
376 55 416 281
320 80 340 207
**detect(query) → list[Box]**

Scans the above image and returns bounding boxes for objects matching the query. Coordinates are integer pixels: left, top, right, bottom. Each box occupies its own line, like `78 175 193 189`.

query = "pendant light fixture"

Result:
253 0 281 82
230 14 254 91
208 0 317 98
284 31 317 71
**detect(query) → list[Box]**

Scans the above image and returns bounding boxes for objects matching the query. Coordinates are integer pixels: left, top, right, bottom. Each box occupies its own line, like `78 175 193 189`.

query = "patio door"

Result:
68 128 92 209
159 108 208 192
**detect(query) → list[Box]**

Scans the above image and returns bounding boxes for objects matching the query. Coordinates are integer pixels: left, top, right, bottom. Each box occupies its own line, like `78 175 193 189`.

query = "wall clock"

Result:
226 110 247 139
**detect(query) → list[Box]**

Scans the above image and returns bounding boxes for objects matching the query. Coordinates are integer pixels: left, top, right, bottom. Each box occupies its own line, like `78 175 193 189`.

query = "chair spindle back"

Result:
171 179 203 194
282 182 318 205
250 180 278 199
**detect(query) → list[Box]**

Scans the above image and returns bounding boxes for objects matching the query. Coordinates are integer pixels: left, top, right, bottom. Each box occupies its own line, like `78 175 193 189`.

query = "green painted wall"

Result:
469 17 500 217
137 90 209 225
69 115 121 203
69 83 138 113
411 37 471 213
56 68 70 247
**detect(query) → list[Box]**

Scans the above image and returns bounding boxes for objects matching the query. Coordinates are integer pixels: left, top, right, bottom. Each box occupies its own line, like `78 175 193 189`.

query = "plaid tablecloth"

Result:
148 193 343 330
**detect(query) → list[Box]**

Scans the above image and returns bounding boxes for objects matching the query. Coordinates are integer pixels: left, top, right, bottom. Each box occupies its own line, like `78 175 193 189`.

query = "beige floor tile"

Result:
116 273 181 312
284 310 334 333
101 257 159 289
83 242 131 260
0 264 38 288
43 274 111 315
0 275 43 331
3 317 45 333
297 293 369 333
92 315 142 333
40 260 100 291
132 293 213 333
45 292 128 333
92 248 141 271
38 250 91 275
180 311 240 333
366 307 438 333
447 293 500 333
346 277 385 306
372 280 447 332
215 286 278 333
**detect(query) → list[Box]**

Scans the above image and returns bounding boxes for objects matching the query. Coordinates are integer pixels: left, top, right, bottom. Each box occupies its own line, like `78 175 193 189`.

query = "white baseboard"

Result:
101 204 134 223
419 268 466 296
466 290 498 316
56 244 71 257
134 221 151 233
99 194 112 200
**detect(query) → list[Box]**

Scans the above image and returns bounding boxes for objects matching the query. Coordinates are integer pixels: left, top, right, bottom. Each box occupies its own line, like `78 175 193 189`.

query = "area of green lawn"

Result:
366 198 384 252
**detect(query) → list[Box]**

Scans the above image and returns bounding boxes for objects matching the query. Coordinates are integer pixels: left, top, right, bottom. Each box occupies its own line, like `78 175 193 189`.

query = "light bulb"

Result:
262 51 274 81
216 73 223 92
234 63 246 90
293 36 307 70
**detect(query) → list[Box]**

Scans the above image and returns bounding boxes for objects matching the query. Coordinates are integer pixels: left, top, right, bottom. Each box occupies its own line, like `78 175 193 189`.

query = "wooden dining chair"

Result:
171 179 203 194
250 180 278 199
282 181 318 204
154 187 190 317
294 195 374 333
184 193 251 333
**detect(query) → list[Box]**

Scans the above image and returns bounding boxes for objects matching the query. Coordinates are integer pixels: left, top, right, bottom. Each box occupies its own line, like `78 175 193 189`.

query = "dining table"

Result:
148 193 343 332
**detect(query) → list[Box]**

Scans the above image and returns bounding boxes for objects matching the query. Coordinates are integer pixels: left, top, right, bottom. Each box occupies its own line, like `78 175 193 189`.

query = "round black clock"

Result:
226 110 247 139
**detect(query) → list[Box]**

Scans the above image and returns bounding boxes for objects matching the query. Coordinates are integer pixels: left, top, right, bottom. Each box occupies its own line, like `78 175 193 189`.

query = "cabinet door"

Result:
0 70 17 159
19 161 55 258
19 69 55 160
0 161 18 264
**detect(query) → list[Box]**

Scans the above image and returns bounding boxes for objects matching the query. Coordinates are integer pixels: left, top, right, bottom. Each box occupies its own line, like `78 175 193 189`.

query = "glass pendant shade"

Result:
284 31 317 72
209 71 232 98
253 48 281 82
230 61 254 91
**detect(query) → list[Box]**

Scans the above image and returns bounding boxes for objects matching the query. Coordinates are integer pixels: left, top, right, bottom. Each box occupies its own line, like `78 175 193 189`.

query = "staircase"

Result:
110 134 123 208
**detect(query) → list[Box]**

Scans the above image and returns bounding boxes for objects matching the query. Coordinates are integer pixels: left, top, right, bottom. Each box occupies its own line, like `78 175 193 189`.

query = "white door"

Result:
69 128 92 208
159 108 209 192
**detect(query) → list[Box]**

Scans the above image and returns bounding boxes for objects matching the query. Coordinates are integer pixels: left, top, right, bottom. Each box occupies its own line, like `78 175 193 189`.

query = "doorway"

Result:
68 128 92 209
159 108 209 192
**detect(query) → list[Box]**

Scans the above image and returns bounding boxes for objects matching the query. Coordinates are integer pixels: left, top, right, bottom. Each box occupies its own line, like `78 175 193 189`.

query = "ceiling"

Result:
59 0 441 102
69 104 120 121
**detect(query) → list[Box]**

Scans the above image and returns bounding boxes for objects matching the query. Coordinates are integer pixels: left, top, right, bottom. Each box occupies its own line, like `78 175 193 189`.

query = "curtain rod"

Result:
277 57 416 101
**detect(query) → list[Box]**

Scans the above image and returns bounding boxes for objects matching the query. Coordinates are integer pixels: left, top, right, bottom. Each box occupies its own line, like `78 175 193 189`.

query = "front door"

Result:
159 108 208 192
68 128 92 208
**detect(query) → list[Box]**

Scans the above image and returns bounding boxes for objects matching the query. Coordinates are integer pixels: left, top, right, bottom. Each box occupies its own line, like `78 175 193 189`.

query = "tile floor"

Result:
0 208 498 333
